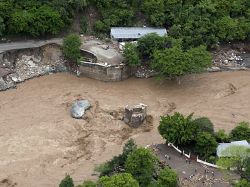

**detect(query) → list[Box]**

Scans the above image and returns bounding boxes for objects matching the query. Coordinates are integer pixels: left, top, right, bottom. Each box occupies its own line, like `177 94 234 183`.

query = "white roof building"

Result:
217 140 250 157
110 27 167 40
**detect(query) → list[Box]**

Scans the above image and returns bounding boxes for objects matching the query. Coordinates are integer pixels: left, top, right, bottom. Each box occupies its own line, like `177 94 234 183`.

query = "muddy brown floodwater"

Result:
1 71 250 187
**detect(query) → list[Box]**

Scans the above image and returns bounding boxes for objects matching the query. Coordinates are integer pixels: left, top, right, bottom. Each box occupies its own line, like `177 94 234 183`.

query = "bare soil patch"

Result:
1 72 250 186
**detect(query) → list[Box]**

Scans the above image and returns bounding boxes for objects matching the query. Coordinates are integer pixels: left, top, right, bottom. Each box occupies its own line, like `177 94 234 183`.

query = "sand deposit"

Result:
1 72 250 186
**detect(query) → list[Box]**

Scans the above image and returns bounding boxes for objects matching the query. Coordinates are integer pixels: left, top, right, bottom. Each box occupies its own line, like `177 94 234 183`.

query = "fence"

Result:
168 143 222 168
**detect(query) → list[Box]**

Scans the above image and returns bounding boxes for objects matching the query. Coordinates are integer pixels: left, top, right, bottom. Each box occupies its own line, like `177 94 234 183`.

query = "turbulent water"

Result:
1 72 250 187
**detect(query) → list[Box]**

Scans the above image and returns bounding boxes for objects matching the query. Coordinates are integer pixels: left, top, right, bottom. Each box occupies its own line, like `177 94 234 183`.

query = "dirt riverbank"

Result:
1 72 250 186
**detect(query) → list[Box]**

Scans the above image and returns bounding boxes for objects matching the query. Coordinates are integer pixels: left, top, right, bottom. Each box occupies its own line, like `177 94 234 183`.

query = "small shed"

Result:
217 140 250 158
110 27 167 41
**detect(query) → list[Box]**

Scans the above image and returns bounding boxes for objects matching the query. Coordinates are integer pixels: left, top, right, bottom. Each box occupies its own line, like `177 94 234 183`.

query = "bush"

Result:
157 167 178 187
230 122 250 142
215 129 230 143
193 117 214 134
62 34 81 63
233 179 250 187
158 112 196 146
123 43 140 67
125 148 157 186
76 181 96 187
59 175 74 187
195 132 218 159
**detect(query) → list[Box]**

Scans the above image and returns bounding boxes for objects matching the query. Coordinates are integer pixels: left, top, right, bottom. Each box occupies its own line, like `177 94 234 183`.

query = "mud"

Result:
1 72 250 186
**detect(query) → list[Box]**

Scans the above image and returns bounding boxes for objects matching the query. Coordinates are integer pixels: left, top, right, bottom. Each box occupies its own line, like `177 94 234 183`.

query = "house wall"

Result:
78 62 132 82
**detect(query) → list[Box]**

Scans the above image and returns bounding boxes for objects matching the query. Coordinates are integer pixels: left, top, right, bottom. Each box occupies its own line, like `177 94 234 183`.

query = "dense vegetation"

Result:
123 34 212 80
158 113 250 162
94 0 250 49
0 0 90 36
62 34 82 63
59 139 178 187
0 0 249 49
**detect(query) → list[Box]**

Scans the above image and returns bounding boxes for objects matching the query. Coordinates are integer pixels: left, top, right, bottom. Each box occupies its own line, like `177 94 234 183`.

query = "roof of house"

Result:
217 140 250 157
110 27 167 39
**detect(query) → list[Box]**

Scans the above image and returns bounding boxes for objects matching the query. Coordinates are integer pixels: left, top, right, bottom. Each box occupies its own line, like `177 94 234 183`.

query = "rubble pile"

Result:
209 49 248 72
135 66 158 78
124 103 147 128
0 47 67 91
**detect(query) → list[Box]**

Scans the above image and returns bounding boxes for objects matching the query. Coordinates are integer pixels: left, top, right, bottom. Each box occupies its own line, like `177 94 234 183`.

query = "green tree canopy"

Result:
234 179 250 187
215 129 230 143
59 175 74 187
157 167 178 187
96 139 137 177
125 148 157 186
123 43 140 67
193 117 214 134
142 0 166 26
137 33 167 59
158 112 196 146
195 132 218 159
62 34 82 64
98 173 139 187
229 122 250 142
152 46 212 79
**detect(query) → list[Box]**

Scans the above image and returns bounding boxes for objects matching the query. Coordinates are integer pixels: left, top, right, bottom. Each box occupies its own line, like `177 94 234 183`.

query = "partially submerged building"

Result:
110 27 167 41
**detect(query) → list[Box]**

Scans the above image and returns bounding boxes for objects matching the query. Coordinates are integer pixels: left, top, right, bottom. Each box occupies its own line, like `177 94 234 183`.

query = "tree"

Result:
230 122 250 142
123 43 140 67
125 148 157 186
59 175 74 187
157 167 178 187
186 46 212 74
96 139 137 177
215 129 230 143
193 117 214 134
158 112 196 146
195 132 218 159
137 33 167 59
98 173 139 187
62 34 82 64
152 46 212 80
142 0 166 26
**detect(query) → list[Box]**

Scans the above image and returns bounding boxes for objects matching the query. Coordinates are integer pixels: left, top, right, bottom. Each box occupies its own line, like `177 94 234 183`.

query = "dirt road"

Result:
0 71 250 186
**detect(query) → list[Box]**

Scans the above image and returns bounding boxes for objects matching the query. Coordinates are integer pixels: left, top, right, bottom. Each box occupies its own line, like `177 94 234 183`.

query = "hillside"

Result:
0 0 249 49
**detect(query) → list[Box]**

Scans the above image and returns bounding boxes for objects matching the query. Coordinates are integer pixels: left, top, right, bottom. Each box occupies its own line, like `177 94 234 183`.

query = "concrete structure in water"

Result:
124 103 148 128
78 40 132 82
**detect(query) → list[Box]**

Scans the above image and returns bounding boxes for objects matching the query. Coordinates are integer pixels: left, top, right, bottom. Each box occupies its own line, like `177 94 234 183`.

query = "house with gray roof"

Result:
217 140 250 158
110 27 167 41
